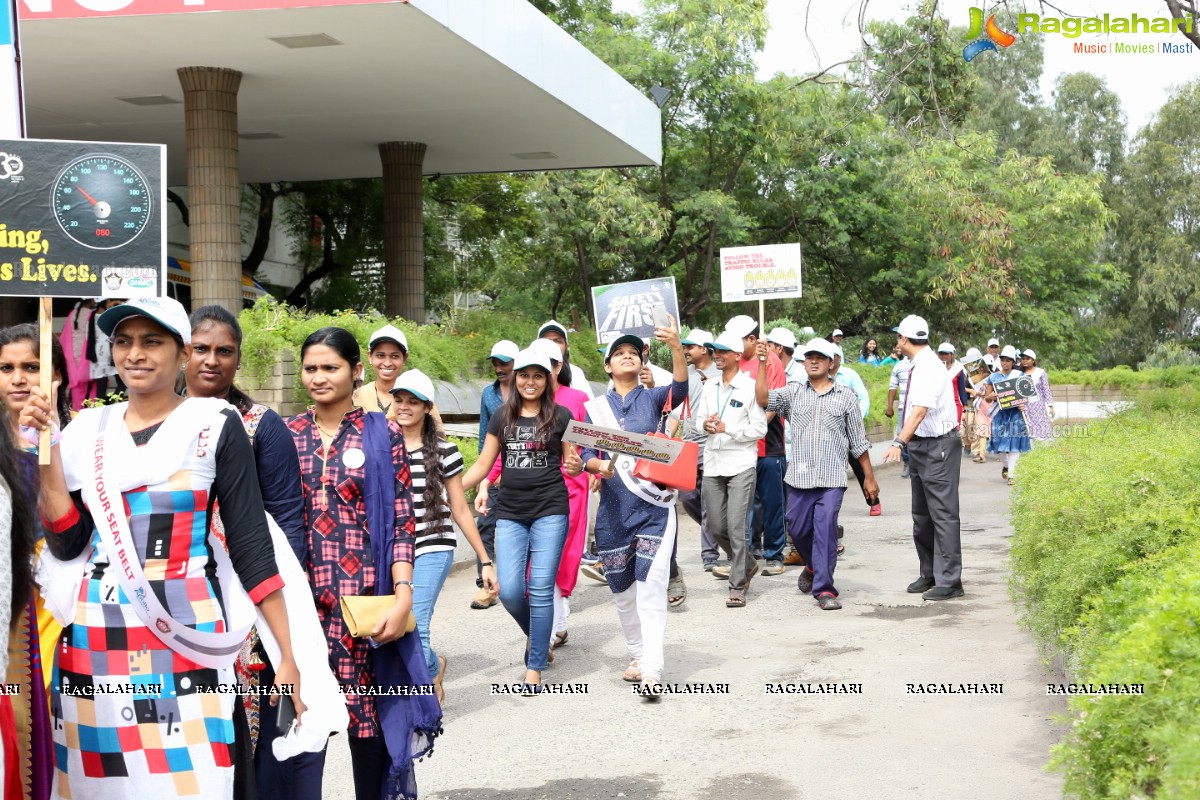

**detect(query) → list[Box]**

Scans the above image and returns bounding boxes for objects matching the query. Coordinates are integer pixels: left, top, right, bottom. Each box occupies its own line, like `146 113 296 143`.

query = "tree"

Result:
1039 72 1125 182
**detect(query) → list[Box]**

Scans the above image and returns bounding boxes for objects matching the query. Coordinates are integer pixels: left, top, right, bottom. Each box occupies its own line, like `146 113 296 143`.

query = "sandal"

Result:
433 656 447 704
726 589 746 608
1001 466 1009 480
972 456 984 463
836 544 845 556
1007 477 1015 486
551 631 568 650
668 575 687 608
622 659 642 682
640 676 663 703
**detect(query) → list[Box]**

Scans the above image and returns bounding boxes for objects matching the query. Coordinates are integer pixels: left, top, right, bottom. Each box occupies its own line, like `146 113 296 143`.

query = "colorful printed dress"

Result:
1022 367 1054 441
986 371 1032 454
43 399 282 799
285 407 415 737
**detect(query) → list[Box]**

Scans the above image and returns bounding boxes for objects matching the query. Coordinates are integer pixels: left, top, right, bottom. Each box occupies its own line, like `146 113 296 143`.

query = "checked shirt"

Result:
766 381 871 490
287 406 415 737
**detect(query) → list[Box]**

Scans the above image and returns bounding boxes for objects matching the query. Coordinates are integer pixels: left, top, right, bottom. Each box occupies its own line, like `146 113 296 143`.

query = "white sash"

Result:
81 404 254 670
584 395 676 509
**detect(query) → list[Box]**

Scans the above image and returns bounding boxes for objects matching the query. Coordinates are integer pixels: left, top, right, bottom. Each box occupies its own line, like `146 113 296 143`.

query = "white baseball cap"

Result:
98 296 192 343
892 315 929 340
987 337 1001 347
512 347 552 373
391 368 435 404
369 324 408 353
488 339 519 362
964 347 982 360
529 338 563 365
937 342 956 354
724 314 758 339
801 338 837 360
1022 349 1037 360
766 327 797 350
831 328 844 338
1000 345 1018 360
680 328 713 347
537 319 569 340
832 344 845 359
710 331 744 352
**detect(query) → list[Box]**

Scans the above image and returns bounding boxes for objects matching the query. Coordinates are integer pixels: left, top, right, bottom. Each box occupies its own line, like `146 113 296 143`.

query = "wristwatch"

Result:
892 438 907 450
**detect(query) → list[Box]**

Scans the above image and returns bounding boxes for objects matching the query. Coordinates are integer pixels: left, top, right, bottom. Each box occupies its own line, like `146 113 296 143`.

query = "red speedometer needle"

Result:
76 186 98 206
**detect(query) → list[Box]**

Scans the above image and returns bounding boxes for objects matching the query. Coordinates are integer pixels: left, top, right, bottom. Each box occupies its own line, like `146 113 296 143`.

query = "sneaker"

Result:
922 585 965 601
797 568 814 594
869 503 882 517
900 464 910 478
712 564 731 579
907 577 935 593
470 587 498 609
703 561 716 573
817 593 842 610
783 550 805 566
761 559 786 576
580 551 601 565
580 563 606 583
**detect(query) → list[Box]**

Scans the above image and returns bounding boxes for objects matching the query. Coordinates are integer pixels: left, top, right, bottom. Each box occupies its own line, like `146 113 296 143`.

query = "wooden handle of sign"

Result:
758 299 765 340
38 297 52 465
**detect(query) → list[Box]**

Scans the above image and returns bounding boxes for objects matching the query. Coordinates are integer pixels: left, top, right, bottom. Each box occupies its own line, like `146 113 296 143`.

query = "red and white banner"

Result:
19 0 403 20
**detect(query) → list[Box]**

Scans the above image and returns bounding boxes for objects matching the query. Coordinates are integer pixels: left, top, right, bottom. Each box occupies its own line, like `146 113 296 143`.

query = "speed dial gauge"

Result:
51 154 152 250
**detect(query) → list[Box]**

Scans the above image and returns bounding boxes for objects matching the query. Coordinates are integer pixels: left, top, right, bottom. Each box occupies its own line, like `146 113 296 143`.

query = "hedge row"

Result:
1009 387 1200 798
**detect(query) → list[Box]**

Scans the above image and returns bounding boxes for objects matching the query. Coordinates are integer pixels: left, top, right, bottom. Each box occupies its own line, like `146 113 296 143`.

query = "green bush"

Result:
1047 364 1200 389
1137 341 1200 370
1009 387 1200 798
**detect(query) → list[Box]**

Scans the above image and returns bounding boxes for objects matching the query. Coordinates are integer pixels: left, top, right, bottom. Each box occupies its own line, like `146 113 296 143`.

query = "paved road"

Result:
322 452 1067 800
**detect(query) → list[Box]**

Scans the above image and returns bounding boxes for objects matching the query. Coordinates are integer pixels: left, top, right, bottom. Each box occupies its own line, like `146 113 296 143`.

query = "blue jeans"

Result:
750 456 787 562
495 515 568 671
412 549 455 676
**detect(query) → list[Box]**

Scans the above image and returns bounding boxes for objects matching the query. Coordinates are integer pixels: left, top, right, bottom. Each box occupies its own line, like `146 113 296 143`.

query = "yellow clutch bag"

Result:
339 595 417 638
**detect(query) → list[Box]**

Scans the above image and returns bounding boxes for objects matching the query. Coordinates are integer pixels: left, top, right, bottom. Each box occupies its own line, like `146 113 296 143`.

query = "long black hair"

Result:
497 364 558 443
861 338 879 360
301 327 362 373
189 305 256 415
0 323 73 426
414 405 450 527
1 430 36 627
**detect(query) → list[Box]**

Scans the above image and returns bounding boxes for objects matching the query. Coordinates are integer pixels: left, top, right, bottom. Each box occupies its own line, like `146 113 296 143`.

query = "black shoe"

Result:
837 524 844 540
797 568 814 594
922 585 965 601
907 577 935 593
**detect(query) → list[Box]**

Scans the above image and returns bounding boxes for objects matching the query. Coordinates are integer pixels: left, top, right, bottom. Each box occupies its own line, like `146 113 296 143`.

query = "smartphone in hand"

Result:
651 302 670 328
276 694 297 735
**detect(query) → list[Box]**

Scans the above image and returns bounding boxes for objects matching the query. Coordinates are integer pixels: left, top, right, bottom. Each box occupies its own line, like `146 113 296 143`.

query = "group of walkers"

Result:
0 295 1056 800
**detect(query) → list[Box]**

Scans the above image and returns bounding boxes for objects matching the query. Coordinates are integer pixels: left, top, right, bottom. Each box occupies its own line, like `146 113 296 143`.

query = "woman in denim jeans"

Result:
462 348 583 694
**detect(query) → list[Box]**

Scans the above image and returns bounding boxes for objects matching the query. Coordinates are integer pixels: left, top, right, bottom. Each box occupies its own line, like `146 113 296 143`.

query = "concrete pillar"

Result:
177 67 243 314
379 141 426 322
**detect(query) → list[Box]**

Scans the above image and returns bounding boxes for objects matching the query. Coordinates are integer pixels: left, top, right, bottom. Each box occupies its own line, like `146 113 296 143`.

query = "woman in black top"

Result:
462 348 583 694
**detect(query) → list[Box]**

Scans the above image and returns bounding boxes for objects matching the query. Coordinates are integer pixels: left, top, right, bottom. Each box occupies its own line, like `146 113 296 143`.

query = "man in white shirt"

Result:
884 315 964 600
886 353 914 477
692 331 767 608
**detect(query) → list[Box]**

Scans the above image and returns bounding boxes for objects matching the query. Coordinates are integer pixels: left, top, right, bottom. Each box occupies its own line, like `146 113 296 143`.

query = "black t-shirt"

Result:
764 416 785 457
487 405 573 520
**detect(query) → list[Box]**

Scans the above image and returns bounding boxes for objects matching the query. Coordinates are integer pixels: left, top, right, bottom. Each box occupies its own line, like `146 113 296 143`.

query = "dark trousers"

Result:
679 461 715 563
254 655 328 800
749 455 787 562
348 735 391 800
908 433 963 588
786 486 846 597
475 486 499 587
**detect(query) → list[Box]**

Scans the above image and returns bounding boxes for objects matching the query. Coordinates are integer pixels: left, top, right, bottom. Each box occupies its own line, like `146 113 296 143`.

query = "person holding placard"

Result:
579 325 688 700
982 345 1031 485
20 296 307 799
1019 349 1055 442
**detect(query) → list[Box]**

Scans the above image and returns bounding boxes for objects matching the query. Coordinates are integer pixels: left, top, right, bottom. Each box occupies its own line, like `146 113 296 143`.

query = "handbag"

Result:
632 390 699 491
339 595 417 638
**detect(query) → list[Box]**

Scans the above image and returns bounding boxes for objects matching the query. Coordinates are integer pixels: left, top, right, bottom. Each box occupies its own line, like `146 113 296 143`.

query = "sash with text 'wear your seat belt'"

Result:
584 394 676 509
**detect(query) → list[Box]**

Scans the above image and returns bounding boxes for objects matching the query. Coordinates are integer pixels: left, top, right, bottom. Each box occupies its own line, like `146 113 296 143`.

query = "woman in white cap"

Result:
578 323 689 700
353 323 409 417
982 345 1031 484
537 319 594 399
20 296 307 799
391 369 497 703
1019 349 1054 442
461 348 583 694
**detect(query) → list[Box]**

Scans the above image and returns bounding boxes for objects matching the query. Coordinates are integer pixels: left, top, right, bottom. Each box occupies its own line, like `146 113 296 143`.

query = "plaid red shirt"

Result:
287 406 415 736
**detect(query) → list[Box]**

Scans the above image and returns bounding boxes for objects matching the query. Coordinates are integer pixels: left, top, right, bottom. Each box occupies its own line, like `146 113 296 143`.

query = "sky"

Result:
613 0 1200 140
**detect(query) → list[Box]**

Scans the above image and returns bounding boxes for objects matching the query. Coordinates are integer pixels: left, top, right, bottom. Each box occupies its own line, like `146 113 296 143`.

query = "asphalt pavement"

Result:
321 450 1068 800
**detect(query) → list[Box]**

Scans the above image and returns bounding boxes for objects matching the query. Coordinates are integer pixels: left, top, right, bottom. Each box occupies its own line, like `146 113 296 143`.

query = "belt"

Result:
912 429 960 441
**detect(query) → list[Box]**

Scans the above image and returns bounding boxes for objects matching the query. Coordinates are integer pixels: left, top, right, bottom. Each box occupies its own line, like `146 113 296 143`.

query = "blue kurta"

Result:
987 370 1032 454
582 380 689 594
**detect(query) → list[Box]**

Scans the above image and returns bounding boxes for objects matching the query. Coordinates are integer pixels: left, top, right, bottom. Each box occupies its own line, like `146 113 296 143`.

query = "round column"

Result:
379 141 427 322
177 67 243 313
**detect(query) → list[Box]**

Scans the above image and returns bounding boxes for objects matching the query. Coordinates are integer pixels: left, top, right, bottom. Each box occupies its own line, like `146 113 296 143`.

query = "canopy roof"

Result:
19 0 662 183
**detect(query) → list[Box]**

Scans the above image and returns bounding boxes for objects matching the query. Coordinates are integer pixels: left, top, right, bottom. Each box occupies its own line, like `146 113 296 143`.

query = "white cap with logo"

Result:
831 328 844 338
681 328 713 347
391 368 436 404
1000 345 1018 360
529 338 563 365
987 337 1000 348
710 331 744 352
892 315 929 340
724 314 757 340
488 340 519 362
801 338 837 360
98 296 192 343
1022 348 1037 361
937 342 956 354
766 327 797 350
369 324 408 353
512 347 553 373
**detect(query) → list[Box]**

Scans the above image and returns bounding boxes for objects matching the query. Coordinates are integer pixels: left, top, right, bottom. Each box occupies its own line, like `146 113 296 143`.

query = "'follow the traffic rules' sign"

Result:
0 138 166 298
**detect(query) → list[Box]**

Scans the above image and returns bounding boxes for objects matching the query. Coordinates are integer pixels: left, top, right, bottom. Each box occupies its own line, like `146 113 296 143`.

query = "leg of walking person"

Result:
756 455 787 568
680 464 716 567
494 518 533 638
255 655 328 800
907 441 936 587
411 550 455 677
809 488 846 600
612 583 644 675
525 514 568 672
704 474 737 585
912 436 963 590
348 735 391 800
634 506 677 682
726 468 756 592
